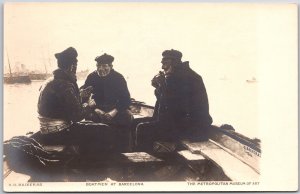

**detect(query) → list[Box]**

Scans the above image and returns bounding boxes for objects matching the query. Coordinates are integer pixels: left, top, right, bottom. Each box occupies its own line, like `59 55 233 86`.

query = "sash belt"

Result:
38 116 71 134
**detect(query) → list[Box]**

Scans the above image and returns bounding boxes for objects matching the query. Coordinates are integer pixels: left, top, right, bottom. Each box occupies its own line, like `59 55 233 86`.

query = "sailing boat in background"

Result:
76 69 89 80
29 67 51 80
4 50 31 84
246 77 257 83
29 50 52 80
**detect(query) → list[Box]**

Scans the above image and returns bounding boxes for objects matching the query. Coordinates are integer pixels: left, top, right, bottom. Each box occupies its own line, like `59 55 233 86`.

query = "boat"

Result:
246 77 257 83
29 55 52 80
29 71 52 80
4 74 31 84
3 100 261 186
76 69 89 80
4 52 31 84
28 49 53 81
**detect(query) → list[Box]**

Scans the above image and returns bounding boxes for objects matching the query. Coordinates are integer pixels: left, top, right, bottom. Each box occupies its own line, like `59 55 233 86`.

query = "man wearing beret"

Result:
38 47 113 153
135 49 213 151
81 53 133 127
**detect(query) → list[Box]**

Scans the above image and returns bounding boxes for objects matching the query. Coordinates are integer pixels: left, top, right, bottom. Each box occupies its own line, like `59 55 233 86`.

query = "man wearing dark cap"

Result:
81 53 133 151
135 49 213 151
37 47 113 153
81 53 133 126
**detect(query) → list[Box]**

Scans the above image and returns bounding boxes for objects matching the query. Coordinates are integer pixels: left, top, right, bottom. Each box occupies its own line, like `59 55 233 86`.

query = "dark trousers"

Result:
39 122 116 154
87 109 133 127
135 120 210 152
86 110 134 151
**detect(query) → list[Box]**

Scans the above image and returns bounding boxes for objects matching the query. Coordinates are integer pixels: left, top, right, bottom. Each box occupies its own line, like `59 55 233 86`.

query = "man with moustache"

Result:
38 47 113 153
81 53 133 151
81 53 133 127
135 49 213 151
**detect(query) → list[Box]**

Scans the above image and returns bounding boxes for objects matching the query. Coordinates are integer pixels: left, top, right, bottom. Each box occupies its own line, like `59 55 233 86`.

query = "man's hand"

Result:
80 86 93 99
94 108 118 122
87 97 96 108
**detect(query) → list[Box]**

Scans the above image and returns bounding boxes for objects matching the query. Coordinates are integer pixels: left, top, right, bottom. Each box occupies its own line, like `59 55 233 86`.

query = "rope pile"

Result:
3 136 75 173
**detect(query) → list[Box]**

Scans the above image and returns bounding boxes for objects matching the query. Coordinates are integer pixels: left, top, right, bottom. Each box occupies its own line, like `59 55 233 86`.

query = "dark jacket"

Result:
38 69 85 122
155 62 212 128
81 69 131 112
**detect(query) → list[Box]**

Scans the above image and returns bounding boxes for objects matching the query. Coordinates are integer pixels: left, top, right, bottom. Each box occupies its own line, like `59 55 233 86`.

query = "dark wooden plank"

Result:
66 151 166 169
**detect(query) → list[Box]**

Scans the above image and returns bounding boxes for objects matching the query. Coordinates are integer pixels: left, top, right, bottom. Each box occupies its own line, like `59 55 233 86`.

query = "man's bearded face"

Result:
97 63 112 77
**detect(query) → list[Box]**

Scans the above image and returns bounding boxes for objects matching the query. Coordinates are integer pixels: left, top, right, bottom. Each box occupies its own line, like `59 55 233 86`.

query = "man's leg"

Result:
135 121 161 152
84 110 102 123
112 110 133 127
69 123 116 154
111 110 134 151
179 123 211 142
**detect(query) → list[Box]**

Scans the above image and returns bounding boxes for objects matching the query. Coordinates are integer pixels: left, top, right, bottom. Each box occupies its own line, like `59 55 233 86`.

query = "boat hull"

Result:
29 73 51 80
4 75 31 84
3 102 261 182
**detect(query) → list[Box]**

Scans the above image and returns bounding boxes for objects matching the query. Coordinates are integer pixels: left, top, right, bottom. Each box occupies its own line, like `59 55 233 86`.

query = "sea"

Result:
3 77 259 141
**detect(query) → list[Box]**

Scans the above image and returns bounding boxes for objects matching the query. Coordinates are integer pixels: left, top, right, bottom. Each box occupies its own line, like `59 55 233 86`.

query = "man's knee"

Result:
114 110 133 126
85 112 101 123
136 122 151 135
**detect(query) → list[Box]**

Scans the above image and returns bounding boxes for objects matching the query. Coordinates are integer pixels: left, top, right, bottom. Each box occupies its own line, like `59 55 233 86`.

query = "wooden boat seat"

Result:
107 150 209 173
181 140 260 181
120 152 163 163
72 149 209 169
177 150 206 161
71 151 167 169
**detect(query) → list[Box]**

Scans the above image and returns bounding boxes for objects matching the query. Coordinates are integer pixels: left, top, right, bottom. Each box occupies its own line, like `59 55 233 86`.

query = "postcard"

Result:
3 2 298 192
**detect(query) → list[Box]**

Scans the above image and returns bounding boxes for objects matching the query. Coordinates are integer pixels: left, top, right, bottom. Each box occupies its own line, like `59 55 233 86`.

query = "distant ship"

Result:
4 53 31 84
29 71 52 80
4 74 31 84
29 55 53 80
246 77 257 83
76 69 89 80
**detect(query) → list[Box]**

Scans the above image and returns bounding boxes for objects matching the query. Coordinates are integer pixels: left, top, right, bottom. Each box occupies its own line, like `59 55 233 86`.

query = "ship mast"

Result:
47 46 52 74
42 49 48 74
44 61 48 74
6 49 12 77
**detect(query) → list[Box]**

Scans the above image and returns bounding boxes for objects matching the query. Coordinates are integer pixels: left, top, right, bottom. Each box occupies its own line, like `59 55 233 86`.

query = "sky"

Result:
4 2 297 122
4 3 265 80
3 2 297 113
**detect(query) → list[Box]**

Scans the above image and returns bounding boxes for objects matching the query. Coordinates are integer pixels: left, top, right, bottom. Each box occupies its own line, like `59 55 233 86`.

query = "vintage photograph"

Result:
3 2 297 192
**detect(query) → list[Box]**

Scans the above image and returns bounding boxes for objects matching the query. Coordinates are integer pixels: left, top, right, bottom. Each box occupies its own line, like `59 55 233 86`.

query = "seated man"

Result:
81 53 133 151
81 53 133 127
135 49 213 151
38 47 114 154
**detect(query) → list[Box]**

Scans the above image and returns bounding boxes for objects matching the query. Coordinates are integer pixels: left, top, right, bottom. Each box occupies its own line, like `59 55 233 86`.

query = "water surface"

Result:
4 78 259 141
